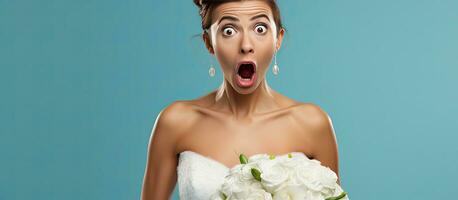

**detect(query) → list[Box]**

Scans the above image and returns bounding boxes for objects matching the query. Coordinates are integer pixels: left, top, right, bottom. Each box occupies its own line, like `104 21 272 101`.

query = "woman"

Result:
141 0 341 199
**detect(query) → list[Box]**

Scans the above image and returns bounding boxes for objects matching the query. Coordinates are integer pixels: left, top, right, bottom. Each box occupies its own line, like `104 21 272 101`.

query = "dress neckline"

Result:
179 150 306 170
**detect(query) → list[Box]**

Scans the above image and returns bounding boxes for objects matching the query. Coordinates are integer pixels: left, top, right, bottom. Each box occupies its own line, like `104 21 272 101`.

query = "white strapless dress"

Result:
177 150 230 200
176 151 347 200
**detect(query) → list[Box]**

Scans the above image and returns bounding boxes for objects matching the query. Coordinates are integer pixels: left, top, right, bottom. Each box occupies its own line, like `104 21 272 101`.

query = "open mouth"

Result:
235 61 257 87
237 62 256 79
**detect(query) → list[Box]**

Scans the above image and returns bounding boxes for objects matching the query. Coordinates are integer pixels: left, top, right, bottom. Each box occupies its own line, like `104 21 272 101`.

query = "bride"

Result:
141 0 342 199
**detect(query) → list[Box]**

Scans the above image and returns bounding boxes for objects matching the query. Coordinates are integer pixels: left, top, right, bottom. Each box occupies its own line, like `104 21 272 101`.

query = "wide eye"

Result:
222 27 236 36
255 24 267 34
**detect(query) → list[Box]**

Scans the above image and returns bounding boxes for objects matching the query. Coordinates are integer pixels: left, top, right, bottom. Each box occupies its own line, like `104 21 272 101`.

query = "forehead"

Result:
212 1 273 21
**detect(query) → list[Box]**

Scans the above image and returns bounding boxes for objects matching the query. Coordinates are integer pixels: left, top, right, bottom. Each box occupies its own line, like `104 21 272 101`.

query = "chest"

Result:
175 112 315 167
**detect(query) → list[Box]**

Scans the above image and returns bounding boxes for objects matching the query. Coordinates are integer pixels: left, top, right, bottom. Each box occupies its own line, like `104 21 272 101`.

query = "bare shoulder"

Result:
269 91 335 136
291 102 337 154
158 101 197 129
291 102 334 132
152 100 200 152
155 90 217 137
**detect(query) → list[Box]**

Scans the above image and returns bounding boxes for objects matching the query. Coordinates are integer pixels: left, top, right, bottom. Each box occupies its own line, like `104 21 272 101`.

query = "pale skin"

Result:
141 1 341 199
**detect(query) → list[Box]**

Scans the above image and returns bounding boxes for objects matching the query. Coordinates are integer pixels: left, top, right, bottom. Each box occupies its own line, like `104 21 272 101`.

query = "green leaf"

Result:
239 154 248 164
325 191 347 200
251 168 262 182
269 154 276 160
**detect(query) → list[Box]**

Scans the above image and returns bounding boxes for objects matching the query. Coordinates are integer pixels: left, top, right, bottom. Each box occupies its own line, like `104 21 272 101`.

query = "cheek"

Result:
255 40 275 69
214 39 238 70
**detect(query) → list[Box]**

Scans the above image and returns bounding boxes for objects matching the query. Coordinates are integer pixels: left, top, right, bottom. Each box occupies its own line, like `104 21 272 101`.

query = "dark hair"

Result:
193 0 285 36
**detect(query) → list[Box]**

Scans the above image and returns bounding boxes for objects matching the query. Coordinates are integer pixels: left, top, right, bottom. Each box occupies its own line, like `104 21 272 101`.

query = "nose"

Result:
240 32 254 54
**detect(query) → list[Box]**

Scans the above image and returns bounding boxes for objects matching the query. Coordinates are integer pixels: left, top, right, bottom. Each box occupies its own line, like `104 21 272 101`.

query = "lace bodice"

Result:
177 151 230 200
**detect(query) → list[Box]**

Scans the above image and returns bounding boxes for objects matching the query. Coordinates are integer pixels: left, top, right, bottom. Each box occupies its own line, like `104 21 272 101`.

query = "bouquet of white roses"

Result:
210 152 349 200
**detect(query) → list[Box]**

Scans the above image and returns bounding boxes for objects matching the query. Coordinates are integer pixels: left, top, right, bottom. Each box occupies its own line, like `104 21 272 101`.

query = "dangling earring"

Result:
208 45 216 77
272 51 279 76
208 63 216 77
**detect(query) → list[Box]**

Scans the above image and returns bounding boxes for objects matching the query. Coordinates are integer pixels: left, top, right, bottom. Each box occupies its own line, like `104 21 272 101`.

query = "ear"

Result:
275 28 285 51
202 31 215 55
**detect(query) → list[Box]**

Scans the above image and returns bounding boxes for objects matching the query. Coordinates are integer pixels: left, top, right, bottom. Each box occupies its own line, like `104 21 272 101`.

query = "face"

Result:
203 0 284 94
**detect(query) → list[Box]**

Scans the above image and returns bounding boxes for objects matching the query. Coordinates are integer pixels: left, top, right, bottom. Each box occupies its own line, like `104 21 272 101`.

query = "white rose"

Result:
256 159 289 193
276 152 342 197
240 162 261 181
234 188 272 200
225 186 271 200
221 164 263 198
272 184 299 200
291 162 337 195
281 153 314 170
273 183 329 200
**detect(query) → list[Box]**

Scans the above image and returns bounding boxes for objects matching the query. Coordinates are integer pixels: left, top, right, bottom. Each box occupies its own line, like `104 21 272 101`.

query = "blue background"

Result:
1 0 457 199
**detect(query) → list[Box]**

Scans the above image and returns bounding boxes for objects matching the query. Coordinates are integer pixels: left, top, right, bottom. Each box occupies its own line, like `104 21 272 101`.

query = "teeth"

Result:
238 73 253 82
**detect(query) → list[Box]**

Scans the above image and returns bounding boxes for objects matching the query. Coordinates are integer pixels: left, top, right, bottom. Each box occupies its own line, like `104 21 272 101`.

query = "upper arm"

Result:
299 103 340 185
141 102 188 200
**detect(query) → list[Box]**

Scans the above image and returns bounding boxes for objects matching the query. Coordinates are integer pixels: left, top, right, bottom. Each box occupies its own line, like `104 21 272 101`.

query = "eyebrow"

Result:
217 14 270 25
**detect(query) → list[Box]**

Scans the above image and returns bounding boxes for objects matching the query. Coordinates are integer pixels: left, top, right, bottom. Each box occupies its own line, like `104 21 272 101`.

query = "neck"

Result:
214 79 278 119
